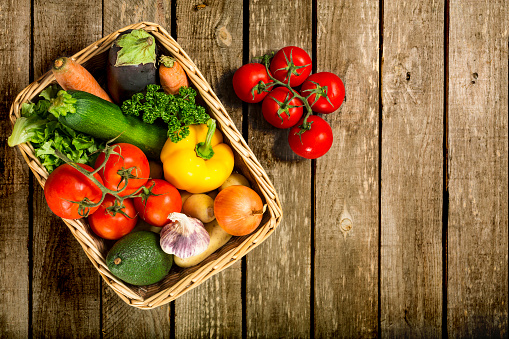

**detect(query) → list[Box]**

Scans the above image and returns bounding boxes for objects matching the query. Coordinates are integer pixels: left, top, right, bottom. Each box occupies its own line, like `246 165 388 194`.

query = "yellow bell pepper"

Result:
160 119 234 194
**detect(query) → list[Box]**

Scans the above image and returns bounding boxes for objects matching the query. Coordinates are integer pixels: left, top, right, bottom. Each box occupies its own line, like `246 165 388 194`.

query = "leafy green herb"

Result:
121 84 210 143
8 85 104 173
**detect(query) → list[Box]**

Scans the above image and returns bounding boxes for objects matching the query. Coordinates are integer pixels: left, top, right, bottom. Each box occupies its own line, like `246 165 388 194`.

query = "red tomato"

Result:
288 115 333 159
95 143 150 197
133 179 182 227
232 63 272 103
88 195 138 240
270 46 312 87
262 87 304 129
300 72 345 114
44 163 104 219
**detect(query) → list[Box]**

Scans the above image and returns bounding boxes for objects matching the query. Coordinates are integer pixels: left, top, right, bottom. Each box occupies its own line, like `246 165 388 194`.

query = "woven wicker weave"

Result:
9 22 282 309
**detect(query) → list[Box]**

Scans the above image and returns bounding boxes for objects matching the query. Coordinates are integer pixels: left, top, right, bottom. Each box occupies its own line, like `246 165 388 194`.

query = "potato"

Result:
182 193 215 223
174 219 232 268
148 160 163 179
219 173 250 191
180 190 193 206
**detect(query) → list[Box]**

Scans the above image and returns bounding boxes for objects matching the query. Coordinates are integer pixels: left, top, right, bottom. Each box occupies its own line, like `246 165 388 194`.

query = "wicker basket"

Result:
9 22 282 309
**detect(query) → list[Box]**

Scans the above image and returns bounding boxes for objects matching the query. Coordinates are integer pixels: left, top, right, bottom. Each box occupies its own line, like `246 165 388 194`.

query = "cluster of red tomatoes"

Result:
44 143 182 240
232 46 345 159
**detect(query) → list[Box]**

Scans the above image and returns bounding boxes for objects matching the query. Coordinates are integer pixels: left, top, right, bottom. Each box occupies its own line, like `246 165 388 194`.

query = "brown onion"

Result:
214 185 264 236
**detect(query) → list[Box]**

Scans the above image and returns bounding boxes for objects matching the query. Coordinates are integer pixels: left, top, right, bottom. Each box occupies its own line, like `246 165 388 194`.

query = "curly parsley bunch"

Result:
121 84 210 143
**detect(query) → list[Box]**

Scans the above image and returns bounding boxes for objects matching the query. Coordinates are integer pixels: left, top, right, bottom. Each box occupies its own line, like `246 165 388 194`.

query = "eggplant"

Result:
107 29 158 105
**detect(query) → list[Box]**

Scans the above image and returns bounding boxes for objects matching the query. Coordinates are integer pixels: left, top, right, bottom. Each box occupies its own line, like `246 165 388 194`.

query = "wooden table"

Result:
1 1 507 338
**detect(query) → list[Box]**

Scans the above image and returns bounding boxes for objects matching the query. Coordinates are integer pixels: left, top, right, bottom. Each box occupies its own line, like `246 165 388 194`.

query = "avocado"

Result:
106 231 173 286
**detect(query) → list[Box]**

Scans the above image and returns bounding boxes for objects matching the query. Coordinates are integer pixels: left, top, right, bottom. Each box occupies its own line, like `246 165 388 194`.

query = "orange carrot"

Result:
52 57 113 103
159 55 189 95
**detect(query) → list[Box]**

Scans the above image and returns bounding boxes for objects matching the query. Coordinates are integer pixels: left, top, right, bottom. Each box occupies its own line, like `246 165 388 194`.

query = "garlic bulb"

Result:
160 212 210 258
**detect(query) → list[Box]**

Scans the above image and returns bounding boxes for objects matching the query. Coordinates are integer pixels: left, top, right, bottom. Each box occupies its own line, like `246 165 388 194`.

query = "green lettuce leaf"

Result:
115 29 157 67
8 84 104 173
7 116 47 147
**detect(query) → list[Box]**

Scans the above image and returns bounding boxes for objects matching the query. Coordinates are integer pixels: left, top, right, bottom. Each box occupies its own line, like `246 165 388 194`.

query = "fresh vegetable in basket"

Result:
88 195 138 240
94 143 150 197
120 84 210 143
44 163 104 219
159 55 189 95
133 179 182 227
233 45 345 159
182 193 215 223
107 231 173 286
214 185 264 236
174 219 232 268
52 57 113 103
8 85 105 173
107 29 158 104
160 212 210 259
49 89 168 159
8 23 278 299
160 119 234 193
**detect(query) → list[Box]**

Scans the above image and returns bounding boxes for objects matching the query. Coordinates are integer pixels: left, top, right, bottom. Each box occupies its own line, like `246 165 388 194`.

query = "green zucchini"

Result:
54 90 167 159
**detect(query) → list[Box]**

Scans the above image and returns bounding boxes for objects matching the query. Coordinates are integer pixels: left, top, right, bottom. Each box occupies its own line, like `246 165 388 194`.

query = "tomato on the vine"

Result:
288 115 333 159
88 195 138 240
232 63 273 103
300 72 345 114
44 163 104 219
269 46 312 87
95 143 150 197
133 179 182 227
262 87 304 129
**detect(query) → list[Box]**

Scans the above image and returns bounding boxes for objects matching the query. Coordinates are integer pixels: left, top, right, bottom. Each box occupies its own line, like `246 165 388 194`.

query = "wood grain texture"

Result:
31 1 102 337
32 1 103 77
314 1 379 338
103 0 171 34
0 1 31 337
174 0 243 337
101 2 172 336
246 0 312 337
102 286 170 339
381 1 444 337
448 1 509 337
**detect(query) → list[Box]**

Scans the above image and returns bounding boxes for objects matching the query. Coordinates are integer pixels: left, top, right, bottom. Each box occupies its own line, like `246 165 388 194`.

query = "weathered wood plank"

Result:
31 2 102 337
381 1 444 337
314 1 379 337
0 1 31 337
103 0 170 33
174 1 243 337
102 287 170 339
101 3 172 337
246 1 312 337
448 1 509 337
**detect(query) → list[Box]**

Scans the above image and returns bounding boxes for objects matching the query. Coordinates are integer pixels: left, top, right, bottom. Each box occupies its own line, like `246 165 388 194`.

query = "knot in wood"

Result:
216 26 232 47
